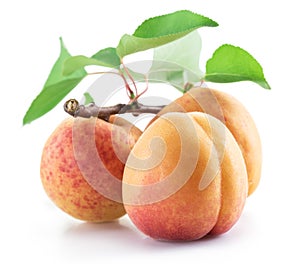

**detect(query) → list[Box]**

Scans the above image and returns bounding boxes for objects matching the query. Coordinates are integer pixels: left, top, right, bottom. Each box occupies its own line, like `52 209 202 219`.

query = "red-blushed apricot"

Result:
123 112 247 241
40 116 141 222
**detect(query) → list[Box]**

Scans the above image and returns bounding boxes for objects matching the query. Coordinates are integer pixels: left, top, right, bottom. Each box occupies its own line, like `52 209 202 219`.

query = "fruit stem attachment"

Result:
64 99 165 121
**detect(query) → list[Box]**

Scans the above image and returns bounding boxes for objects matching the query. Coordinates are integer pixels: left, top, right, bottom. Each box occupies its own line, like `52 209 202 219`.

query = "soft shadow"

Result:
63 217 139 242
139 230 223 250
61 216 150 257
60 211 256 258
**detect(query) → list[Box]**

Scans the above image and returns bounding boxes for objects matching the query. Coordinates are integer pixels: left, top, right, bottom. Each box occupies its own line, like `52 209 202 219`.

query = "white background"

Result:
1 0 300 263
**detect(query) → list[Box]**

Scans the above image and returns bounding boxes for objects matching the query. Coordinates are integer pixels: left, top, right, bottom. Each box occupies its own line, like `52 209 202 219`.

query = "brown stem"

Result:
64 99 165 121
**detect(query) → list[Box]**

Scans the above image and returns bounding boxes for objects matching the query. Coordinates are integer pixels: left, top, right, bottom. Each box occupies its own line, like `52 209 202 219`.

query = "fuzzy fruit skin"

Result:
123 112 248 241
149 87 261 196
40 116 141 222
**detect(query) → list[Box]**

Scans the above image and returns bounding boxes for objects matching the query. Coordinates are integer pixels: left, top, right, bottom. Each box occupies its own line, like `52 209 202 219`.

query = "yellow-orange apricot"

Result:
149 87 261 196
123 112 248 241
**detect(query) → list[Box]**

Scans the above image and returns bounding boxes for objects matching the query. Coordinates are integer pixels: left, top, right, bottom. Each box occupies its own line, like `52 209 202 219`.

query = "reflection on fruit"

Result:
149 87 261 196
40 116 141 222
123 112 248 241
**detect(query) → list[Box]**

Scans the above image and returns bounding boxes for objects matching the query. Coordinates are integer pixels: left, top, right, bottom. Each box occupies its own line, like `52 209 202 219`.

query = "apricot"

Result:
123 112 248 241
40 115 141 222
149 87 261 196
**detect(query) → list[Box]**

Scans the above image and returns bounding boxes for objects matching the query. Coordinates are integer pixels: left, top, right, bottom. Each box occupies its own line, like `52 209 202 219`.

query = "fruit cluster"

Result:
40 87 261 241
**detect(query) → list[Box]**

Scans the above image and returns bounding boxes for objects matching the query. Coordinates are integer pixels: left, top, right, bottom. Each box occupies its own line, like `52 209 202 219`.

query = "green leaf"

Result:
83 92 94 104
63 56 103 75
116 10 218 58
148 31 203 90
133 10 218 38
92 47 121 67
23 38 87 125
43 37 86 87
23 78 83 125
153 31 203 76
205 44 271 89
63 48 121 75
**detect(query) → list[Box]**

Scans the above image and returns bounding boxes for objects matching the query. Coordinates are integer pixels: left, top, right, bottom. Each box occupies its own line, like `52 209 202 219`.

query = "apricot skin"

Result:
40 116 141 222
149 87 261 196
123 112 248 241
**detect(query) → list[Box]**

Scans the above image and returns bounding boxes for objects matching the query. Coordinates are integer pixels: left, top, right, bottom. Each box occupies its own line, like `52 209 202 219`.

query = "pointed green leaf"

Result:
23 78 83 125
83 92 95 104
133 10 218 38
44 37 86 87
153 31 203 76
148 31 203 91
23 38 87 125
205 44 271 89
117 34 185 59
91 47 121 67
63 56 104 75
63 48 121 75
116 10 218 58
